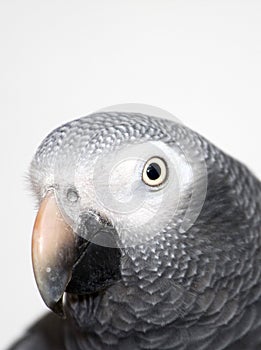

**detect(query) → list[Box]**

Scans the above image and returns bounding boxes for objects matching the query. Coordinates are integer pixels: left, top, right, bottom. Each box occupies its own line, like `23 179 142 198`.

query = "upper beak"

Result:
32 191 76 318
32 190 122 318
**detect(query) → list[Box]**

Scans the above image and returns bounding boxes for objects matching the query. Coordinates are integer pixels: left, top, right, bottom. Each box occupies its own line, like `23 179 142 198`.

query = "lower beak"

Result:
32 191 76 318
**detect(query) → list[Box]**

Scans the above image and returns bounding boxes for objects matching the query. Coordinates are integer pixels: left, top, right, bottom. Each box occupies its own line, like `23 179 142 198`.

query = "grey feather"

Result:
8 112 261 350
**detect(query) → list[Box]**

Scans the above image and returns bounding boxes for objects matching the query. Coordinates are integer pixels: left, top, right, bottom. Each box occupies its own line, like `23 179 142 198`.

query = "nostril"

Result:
67 188 79 203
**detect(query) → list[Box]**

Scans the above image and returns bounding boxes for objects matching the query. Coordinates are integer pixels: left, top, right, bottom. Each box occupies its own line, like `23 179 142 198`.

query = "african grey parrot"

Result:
8 112 261 350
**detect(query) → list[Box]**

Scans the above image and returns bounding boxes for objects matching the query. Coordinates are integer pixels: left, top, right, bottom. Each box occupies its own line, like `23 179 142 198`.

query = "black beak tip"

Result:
49 298 66 319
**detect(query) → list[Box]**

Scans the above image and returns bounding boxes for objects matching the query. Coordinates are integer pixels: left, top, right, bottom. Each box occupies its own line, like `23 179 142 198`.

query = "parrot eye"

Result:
142 157 168 187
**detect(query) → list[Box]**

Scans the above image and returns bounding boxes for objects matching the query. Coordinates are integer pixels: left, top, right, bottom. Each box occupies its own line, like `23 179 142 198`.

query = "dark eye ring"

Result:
142 157 168 187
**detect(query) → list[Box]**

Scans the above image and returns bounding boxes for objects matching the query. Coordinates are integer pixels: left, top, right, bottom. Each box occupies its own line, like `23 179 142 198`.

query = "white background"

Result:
1 1 261 348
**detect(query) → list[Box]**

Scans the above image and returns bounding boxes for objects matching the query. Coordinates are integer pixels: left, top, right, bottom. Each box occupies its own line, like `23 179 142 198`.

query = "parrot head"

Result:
29 112 260 348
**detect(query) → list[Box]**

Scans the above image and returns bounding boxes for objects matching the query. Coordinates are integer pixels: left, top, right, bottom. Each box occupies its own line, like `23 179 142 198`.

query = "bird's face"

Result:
30 112 212 326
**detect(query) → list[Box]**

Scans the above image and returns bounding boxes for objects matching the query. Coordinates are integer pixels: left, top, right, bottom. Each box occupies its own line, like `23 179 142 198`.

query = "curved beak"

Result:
32 191 76 318
32 190 122 319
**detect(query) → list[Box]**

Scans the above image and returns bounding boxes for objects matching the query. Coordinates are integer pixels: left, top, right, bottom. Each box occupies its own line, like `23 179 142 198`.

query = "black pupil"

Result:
146 163 161 181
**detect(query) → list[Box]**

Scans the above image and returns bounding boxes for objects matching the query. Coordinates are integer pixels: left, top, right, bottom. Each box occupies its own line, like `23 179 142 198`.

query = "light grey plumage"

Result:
9 112 261 350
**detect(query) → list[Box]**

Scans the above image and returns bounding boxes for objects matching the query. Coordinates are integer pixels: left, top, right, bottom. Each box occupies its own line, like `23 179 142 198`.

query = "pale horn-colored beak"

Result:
32 190 76 318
